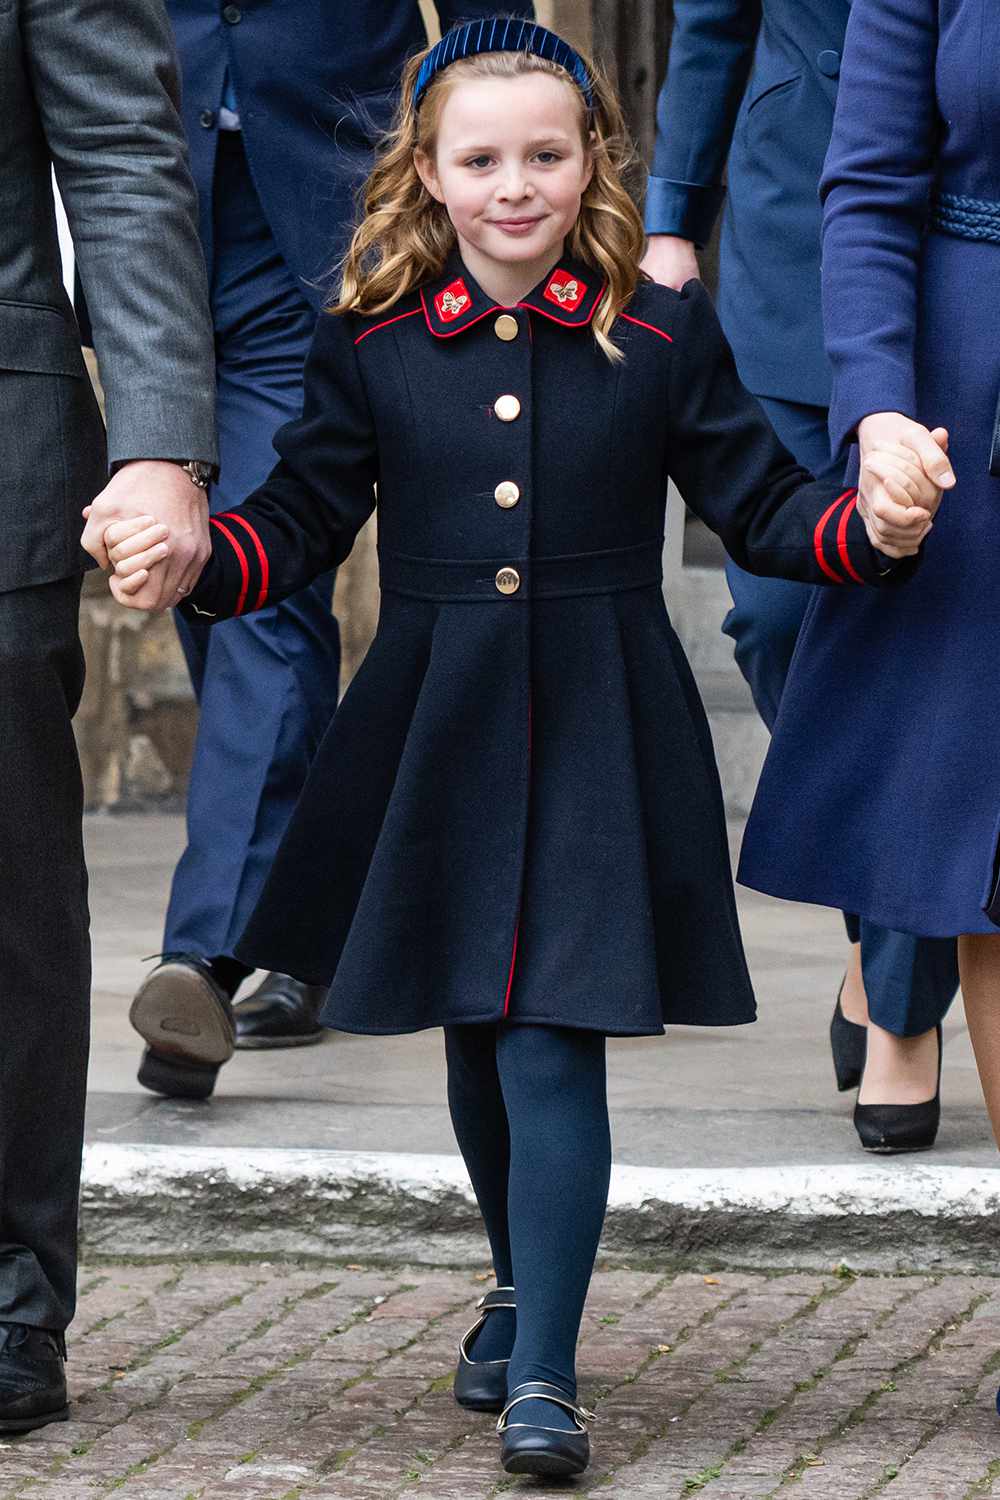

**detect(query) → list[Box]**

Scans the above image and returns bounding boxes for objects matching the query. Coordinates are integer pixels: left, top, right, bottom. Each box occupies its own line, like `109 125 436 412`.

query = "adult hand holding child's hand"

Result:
857 413 954 558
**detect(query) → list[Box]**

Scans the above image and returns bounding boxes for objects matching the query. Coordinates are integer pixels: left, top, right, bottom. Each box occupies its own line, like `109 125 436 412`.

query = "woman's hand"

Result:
858 412 956 490
857 429 950 557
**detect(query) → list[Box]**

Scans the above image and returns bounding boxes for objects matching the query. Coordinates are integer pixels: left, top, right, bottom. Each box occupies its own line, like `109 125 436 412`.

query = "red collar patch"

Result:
543 269 587 312
434 278 472 323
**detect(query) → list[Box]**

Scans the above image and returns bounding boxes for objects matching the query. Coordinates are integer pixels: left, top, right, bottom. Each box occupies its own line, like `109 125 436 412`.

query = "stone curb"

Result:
80 1144 1000 1273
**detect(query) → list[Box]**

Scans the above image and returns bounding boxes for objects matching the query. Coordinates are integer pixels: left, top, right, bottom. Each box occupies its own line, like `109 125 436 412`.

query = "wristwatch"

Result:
177 459 213 490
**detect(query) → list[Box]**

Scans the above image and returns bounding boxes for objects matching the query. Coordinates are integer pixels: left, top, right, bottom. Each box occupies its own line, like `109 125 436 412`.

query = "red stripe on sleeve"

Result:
835 492 865 583
219 512 270 610
210 517 250 615
813 491 852 583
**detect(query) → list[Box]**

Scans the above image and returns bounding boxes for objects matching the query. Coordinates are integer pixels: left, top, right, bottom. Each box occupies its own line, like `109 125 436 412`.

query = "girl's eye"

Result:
535 151 562 165
466 155 493 169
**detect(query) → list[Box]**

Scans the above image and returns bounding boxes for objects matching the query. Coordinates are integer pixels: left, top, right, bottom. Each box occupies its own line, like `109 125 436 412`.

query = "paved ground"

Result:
85 815 996 1169
4 1261 1000 1498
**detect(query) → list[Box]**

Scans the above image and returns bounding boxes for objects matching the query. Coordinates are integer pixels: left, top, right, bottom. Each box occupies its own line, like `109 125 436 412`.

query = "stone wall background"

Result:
77 0 681 809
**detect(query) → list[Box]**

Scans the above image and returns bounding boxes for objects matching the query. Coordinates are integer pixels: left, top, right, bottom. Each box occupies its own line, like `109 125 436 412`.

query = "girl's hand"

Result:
858 437 947 557
100 514 172 609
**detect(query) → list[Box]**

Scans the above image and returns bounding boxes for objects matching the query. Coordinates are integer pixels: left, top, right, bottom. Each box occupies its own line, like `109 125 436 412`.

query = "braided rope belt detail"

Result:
929 192 1000 244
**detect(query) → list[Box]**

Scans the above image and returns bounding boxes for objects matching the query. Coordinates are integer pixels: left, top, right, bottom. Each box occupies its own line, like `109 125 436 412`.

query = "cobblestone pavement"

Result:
4 1261 1000 1499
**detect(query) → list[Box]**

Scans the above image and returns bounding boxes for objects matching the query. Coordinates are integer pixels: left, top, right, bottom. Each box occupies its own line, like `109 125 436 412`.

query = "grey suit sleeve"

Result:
21 0 217 470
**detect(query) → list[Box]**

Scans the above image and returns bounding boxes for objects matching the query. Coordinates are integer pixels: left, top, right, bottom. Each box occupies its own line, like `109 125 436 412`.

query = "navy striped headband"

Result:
413 18 595 113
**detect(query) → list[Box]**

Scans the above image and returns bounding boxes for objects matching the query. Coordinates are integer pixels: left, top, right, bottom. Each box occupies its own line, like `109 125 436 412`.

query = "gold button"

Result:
494 314 519 341
495 567 521 595
494 394 521 422
494 481 520 509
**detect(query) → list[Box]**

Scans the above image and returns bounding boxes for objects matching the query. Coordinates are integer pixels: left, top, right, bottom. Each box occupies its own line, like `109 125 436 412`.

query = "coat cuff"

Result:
644 177 724 247
814 488 921 587
828 365 918 459
176 512 272 622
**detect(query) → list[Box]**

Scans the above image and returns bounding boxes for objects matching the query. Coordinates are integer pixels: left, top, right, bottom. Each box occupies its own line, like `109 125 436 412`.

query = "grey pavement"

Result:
85 813 995 1170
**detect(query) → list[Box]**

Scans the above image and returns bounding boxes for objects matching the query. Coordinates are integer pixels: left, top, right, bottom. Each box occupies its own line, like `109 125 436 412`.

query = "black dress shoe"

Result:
0 1324 68 1434
130 955 235 1100
453 1287 515 1412
497 1381 594 1478
831 982 867 1092
854 1024 943 1153
233 972 327 1049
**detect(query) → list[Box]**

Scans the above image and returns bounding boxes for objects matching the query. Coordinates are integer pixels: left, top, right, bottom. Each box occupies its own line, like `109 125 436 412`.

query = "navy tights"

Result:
444 1023 612 1429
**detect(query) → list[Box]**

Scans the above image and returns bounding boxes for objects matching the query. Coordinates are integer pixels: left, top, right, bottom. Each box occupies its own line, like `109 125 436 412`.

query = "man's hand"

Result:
857 429 950 558
640 234 701 291
81 459 211 613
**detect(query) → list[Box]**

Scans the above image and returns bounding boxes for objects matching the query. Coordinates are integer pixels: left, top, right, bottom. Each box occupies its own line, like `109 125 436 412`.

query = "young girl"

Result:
106 19 943 1479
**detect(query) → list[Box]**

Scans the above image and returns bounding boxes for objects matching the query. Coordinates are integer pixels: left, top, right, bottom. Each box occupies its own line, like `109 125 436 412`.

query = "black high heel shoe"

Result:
453 1287 515 1413
831 981 867 1092
496 1381 594 1478
853 1023 942 1153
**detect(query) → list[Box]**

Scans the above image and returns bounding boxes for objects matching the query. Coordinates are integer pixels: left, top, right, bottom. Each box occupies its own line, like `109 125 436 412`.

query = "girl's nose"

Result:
497 172 532 202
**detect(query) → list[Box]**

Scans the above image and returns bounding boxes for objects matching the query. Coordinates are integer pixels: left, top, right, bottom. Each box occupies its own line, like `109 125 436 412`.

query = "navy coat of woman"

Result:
180 254 909 1036
739 0 1000 937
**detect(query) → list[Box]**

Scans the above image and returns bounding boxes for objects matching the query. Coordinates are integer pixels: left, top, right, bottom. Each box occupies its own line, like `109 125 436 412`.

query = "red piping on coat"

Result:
619 312 673 342
835 492 865 583
502 694 533 1019
354 308 421 345
812 491 852 583
219 512 270 610
210 516 250 615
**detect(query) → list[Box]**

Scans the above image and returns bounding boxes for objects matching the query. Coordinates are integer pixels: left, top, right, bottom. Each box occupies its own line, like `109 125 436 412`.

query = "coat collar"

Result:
419 252 606 338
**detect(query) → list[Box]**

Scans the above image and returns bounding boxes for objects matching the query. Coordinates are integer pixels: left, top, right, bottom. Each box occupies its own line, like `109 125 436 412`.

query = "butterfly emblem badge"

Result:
543 269 587 313
435 278 472 322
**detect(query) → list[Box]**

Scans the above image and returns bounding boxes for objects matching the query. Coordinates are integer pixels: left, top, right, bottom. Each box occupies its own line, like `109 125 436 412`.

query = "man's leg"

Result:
133 133 339 1086
0 576 88 1329
164 131 339 965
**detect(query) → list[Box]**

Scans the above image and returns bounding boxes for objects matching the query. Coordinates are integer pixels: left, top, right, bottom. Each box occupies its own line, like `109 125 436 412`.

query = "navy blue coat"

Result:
180 255 912 1035
646 0 850 405
739 0 1000 937
165 0 533 303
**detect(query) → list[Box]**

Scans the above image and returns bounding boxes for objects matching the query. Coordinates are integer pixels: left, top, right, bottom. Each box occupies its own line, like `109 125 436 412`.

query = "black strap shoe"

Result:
453 1286 515 1412
0 1324 68 1434
854 1024 943 1153
497 1380 594 1477
233 972 327 1049
130 955 235 1100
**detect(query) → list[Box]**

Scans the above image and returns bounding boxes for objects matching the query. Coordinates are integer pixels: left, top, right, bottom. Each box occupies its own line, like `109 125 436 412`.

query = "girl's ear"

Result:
414 147 445 204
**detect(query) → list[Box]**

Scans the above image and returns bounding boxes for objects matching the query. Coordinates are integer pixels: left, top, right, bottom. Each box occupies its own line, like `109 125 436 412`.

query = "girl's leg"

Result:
497 1024 612 1430
957 934 1000 1146
444 1024 515 1361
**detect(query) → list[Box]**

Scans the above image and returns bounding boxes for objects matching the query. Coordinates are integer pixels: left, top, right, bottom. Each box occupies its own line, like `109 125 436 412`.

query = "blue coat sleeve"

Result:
820 0 940 456
665 281 918 586
645 0 761 245
179 311 377 623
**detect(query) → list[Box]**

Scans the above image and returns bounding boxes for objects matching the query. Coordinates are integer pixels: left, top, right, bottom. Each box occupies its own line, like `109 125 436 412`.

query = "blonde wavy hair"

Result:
333 38 646 362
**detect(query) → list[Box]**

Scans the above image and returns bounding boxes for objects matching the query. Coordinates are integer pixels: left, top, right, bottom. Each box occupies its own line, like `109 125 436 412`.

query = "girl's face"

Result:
415 72 593 286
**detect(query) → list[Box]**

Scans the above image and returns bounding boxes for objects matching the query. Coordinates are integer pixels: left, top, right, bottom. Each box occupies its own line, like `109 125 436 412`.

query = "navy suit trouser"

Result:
164 132 340 962
724 396 958 1038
